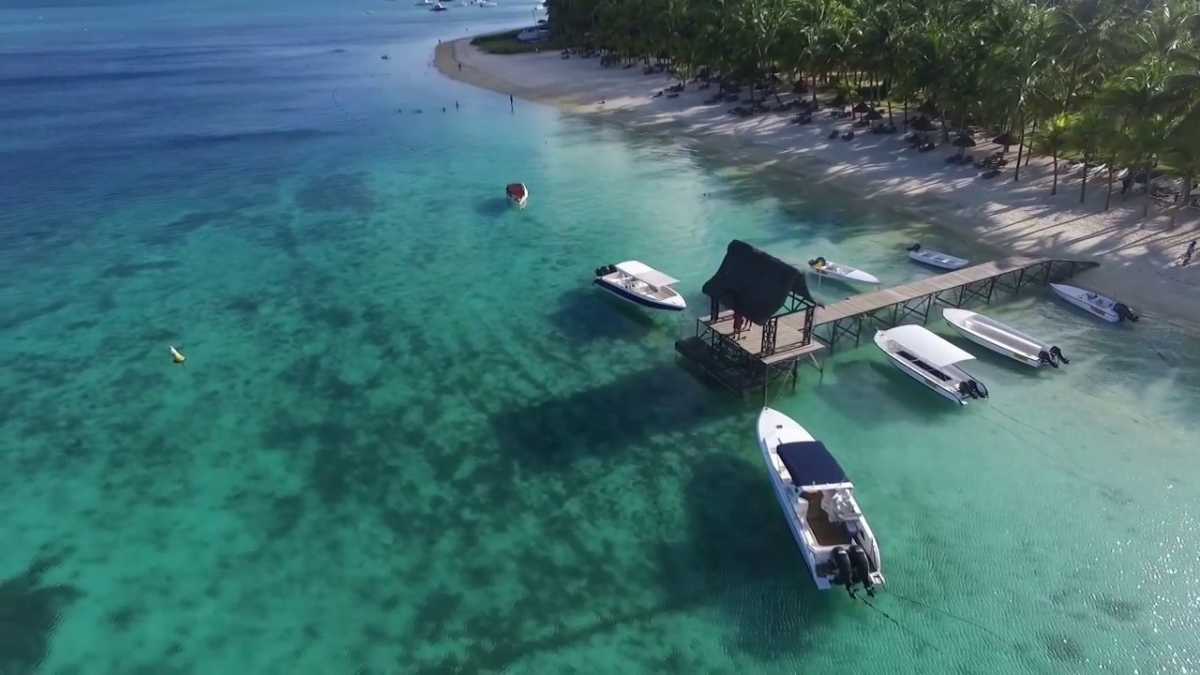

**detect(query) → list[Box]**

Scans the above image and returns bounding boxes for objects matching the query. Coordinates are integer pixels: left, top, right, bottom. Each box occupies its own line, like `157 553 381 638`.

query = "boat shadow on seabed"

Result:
656 455 837 660
474 196 510 218
548 286 659 342
488 364 734 470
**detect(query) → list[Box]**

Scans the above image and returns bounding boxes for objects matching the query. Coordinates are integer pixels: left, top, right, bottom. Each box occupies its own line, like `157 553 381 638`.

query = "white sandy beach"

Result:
436 39 1200 328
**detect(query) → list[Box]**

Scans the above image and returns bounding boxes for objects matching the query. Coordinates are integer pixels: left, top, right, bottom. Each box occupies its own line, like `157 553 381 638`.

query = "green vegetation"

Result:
546 0 1200 215
472 29 564 55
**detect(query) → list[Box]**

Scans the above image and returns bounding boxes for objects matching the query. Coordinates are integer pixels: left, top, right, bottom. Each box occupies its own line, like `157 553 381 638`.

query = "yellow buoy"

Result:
169 345 186 364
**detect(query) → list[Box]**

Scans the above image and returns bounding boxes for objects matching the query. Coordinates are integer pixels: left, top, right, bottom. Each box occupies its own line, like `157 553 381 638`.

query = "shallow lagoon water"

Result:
2 2 1199 673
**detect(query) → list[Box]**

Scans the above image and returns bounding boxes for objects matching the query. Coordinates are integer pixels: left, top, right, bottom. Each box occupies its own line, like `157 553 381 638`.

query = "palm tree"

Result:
1046 0 1115 114
1064 110 1111 203
1033 114 1072 196
1161 118 1200 219
545 0 1196 218
1164 38 1200 214
1100 1 1193 217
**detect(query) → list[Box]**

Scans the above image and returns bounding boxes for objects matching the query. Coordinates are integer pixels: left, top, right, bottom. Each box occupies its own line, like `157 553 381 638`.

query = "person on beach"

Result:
1182 240 1197 267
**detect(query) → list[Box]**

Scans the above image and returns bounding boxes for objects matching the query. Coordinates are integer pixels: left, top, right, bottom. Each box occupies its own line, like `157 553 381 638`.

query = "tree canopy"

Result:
547 0 1200 212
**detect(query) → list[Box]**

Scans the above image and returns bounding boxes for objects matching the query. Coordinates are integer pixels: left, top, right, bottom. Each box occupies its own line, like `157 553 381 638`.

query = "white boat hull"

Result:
908 247 968 270
757 408 885 593
879 349 969 404
593 262 686 312
757 409 828 590
942 308 1055 368
1050 283 1129 323
873 327 987 405
506 183 529 208
950 327 1041 367
810 260 880 285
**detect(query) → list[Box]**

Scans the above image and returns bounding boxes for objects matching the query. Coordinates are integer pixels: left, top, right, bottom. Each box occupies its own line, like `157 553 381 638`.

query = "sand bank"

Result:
436 39 1200 328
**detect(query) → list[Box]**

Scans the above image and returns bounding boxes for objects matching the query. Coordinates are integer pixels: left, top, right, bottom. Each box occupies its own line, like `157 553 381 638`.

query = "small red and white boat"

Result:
506 183 528 208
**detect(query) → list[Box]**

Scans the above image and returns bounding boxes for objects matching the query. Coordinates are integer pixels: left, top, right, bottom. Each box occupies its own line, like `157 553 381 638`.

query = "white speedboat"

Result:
415 0 433 5
906 243 968 270
943 308 1068 368
873 325 988 404
1049 283 1138 323
593 260 686 312
477 0 497 6
757 407 884 596
808 257 880 285
506 182 528 208
430 2 448 10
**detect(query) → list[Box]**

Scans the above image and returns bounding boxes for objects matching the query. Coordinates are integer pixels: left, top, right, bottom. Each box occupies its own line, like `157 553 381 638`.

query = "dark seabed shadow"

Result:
657 455 835 661
474 197 509 218
0 554 82 673
488 364 740 471
547 287 659 343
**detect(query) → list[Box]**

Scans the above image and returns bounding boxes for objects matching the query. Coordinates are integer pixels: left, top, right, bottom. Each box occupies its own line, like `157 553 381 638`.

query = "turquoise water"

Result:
3 2 1199 673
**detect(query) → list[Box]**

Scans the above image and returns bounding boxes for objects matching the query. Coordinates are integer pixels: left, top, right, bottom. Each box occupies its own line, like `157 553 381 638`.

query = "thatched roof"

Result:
701 240 814 325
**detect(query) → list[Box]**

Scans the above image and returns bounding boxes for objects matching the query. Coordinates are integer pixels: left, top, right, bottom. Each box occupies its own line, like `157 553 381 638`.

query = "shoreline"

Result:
435 39 1200 329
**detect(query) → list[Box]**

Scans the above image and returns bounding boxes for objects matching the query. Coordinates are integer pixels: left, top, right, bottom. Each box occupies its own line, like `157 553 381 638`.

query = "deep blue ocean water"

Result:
2 2 1199 673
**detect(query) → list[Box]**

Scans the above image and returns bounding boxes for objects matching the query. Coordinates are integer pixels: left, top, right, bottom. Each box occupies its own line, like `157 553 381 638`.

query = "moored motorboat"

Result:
873 325 988 405
430 2 448 10
757 407 884 596
807 256 880 285
1049 283 1137 323
906 243 968 270
943 308 1068 368
593 260 686 311
506 182 528 208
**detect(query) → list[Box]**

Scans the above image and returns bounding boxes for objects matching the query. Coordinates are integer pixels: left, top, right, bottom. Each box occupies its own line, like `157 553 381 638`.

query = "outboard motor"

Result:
1049 346 1069 365
1115 303 1139 322
594 267 605 277
849 545 875 596
906 243 922 252
1037 350 1059 368
959 379 988 399
832 547 854 596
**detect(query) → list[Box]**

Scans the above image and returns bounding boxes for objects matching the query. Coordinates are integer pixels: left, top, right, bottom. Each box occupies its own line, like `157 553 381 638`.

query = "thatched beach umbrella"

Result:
852 101 872 113
865 109 883 120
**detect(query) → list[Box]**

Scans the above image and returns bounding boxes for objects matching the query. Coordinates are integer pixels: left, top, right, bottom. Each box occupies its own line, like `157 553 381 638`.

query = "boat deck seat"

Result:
801 491 851 546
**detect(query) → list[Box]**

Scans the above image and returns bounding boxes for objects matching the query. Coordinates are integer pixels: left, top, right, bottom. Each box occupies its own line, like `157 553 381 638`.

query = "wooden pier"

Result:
810 257 1097 351
676 255 1097 396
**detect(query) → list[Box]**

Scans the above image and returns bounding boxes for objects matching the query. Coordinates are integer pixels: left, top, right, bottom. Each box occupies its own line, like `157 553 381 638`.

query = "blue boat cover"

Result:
777 441 847 486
